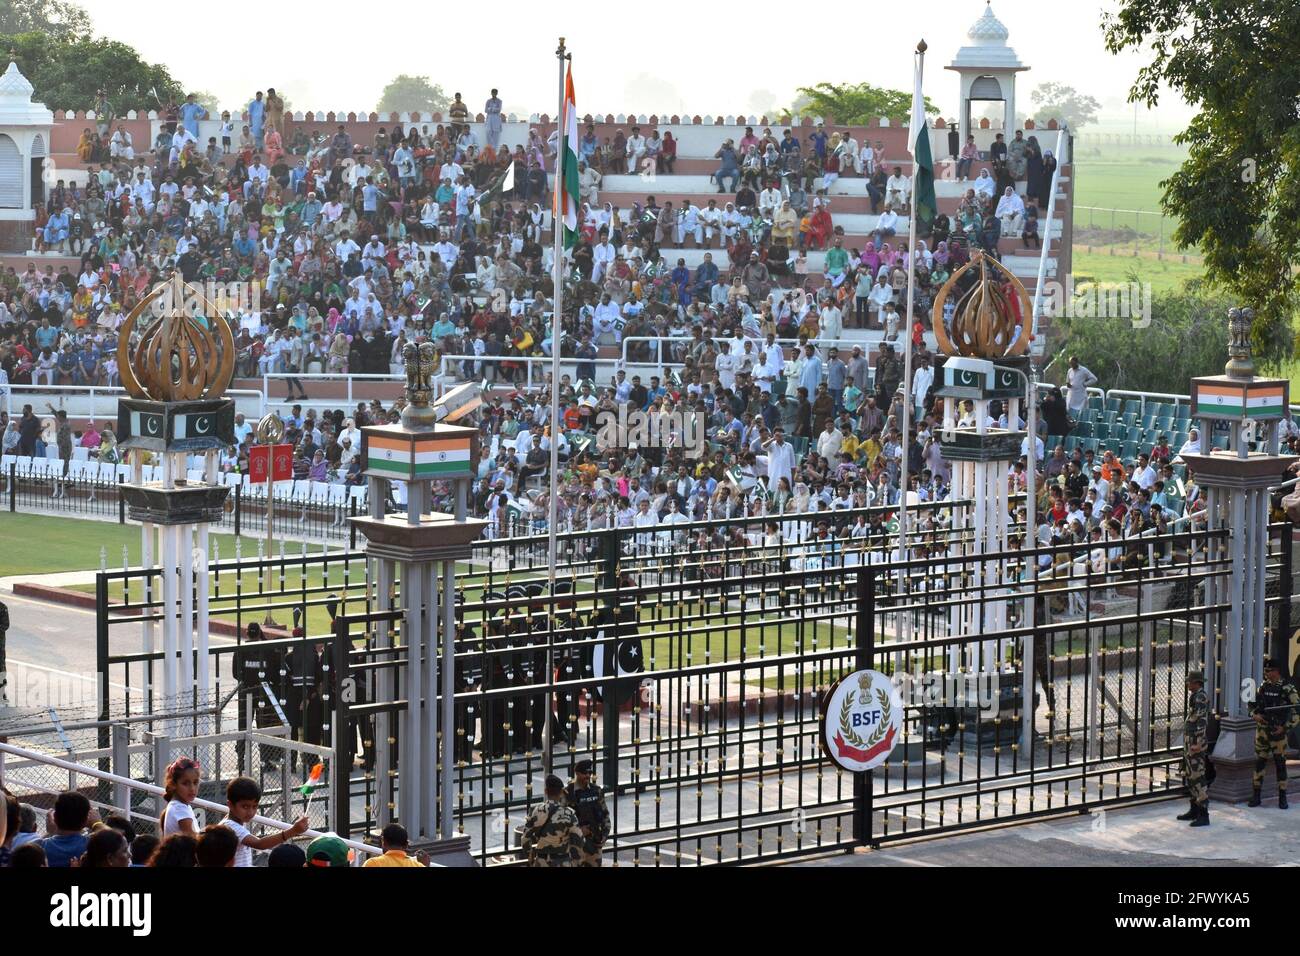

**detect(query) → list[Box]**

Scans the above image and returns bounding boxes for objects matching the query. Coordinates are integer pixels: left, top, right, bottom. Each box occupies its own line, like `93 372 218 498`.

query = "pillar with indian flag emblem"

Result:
345 375 487 853
1181 307 1297 802
359 425 478 484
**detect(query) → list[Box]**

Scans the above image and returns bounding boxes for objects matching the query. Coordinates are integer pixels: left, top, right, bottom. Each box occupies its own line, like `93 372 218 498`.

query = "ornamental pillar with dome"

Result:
946 2 1029 148
0 58 54 252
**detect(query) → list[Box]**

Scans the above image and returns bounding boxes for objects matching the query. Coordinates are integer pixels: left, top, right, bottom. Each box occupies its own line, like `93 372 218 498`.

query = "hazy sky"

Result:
76 0 1191 129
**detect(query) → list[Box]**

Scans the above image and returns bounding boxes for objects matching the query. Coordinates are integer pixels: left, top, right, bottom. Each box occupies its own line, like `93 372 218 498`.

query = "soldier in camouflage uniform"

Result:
1178 670 1210 827
563 759 611 867
522 774 584 867
1248 658 1299 809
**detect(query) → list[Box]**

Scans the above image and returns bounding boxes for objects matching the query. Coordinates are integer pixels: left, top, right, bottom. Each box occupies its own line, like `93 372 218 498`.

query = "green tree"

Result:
1103 0 1300 362
1029 82 1100 130
0 0 89 41
376 75 449 115
1054 279 1233 394
6 32 181 111
792 82 938 125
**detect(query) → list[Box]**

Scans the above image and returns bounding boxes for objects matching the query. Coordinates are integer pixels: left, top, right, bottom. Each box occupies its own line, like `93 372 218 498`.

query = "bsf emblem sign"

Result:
820 669 904 772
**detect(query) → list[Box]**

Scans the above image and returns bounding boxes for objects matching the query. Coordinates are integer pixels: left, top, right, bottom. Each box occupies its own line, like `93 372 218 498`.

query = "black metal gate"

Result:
94 513 1290 865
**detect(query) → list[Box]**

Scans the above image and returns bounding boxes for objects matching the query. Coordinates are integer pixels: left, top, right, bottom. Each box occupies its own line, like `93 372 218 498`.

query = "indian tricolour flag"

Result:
556 66 579 249
1198 382 1285 418
366 433 472 477
908 59 936 232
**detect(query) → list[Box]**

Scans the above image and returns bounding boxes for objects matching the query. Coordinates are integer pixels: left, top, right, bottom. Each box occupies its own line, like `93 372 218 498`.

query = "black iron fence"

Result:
92 507 1292 865
3 460 361 546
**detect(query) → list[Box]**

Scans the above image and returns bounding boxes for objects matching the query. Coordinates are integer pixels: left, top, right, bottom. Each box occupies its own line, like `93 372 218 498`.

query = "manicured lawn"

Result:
0 512 261 578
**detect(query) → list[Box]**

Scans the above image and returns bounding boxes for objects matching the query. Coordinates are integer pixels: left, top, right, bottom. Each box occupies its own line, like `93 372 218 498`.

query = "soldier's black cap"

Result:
555 580 575 595
574 759 594 774
506 584 529 600
1264 658 1281 671
544 773 564 792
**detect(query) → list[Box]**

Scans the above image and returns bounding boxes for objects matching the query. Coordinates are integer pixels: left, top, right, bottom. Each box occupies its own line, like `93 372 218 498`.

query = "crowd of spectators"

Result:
0 779 427 868
2 85 1239 577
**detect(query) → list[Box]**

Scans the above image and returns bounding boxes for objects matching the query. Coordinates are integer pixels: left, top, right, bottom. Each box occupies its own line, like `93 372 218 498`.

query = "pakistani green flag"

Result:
478 161 516 205
909 66 936 233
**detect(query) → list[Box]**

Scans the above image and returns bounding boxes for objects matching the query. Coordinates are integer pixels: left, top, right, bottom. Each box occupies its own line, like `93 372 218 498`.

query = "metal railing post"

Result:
852 568 876 848
111 723 131 814
152 733 172 820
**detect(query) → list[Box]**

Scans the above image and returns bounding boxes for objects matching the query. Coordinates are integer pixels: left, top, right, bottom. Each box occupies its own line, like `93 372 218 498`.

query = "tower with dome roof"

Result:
0 57 54 250
946 2 1029 148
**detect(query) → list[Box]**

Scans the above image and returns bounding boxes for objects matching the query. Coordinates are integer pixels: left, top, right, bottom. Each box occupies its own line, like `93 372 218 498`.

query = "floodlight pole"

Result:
543 37 569 775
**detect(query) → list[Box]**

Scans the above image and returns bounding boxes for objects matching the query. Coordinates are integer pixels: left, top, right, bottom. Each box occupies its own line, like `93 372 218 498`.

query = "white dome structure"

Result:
945 3 1029 148
0 59 54 249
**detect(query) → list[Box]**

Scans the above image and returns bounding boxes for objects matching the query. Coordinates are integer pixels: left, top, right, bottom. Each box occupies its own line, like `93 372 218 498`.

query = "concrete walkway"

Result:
794 797 1300 866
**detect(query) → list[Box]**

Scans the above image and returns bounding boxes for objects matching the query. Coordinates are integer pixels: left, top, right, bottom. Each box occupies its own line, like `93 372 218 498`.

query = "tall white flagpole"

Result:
543 38 568 774
897 40 926 587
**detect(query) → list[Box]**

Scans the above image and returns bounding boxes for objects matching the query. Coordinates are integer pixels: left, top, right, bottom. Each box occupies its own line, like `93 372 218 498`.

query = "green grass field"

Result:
1072 154 1184 213
1070 249 1205 294
0 512 264 578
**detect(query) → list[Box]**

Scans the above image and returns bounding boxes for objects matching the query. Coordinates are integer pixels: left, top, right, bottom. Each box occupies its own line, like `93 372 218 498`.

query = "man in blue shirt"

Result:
248 91 265 149
179 94 207 139
692 253 719 301
57 343 79 385
809 124 828 162
799 344 823 395
39 792 93 867
35 318 58 351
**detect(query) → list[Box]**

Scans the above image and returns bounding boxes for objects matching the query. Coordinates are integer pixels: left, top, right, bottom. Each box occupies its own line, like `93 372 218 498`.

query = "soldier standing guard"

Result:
234 622 284 772
1179 671 1210 827
521 774 584 867
1248 658 1299 808
563 759 610 867
452 595 482 765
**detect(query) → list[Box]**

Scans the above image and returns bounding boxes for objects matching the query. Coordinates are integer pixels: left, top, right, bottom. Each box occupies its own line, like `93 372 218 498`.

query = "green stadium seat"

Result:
1105 397 1121 415
1075 421 1092 438
1123 399 1143 418
1212 435 1230 450
1122 440 1140 460
1064 436 1079 453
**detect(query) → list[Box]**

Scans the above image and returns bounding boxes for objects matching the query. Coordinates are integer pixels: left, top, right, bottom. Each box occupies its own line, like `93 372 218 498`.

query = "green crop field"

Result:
1072 153 1184 213
1070 249 1205 294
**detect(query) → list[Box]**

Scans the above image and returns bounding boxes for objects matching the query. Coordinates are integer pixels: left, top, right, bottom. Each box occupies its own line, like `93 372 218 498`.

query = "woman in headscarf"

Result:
328 331 350 373
1036 149 1058 209
77 128 95 163
1024 136 1044 203
932 240 950 269
972 168 996 201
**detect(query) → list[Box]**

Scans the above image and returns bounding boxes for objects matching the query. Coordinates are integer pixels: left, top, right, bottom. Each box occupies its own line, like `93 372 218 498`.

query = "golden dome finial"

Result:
930 250 1031 359
116 276 235 402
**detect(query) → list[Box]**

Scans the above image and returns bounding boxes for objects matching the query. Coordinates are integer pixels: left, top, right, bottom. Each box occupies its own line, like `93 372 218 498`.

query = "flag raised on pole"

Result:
908 62 936 234
556 67 580 249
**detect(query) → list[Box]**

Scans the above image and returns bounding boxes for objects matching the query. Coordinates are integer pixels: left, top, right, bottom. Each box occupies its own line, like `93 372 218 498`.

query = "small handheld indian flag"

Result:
299 762 324 806
300 762 324 792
